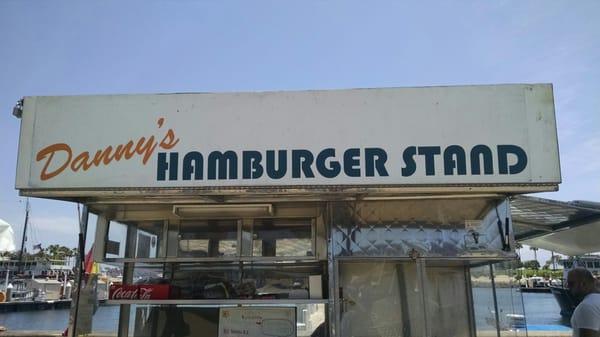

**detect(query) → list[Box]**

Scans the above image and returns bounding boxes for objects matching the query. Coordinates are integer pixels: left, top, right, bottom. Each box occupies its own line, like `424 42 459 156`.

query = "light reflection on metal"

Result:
331 199 513 258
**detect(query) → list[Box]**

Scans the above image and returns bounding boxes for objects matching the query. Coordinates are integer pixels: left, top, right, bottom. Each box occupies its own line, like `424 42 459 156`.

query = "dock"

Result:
0 300 71 313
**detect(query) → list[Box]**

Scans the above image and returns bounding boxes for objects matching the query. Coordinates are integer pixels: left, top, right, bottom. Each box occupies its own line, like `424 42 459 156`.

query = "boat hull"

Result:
549 285 577 317
519 286 551 293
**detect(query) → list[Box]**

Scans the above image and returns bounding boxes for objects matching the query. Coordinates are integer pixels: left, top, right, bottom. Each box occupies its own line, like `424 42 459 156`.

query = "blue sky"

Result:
0 1 598 264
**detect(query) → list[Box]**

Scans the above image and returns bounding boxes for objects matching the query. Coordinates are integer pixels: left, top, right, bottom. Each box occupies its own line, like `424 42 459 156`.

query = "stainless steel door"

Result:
338 261 472 337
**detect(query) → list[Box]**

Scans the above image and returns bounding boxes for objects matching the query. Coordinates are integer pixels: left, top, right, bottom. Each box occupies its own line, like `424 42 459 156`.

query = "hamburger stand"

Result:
13 84 560 337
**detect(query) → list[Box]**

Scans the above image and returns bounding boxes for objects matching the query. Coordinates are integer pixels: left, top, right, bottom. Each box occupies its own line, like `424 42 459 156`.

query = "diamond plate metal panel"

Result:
331 199 513 258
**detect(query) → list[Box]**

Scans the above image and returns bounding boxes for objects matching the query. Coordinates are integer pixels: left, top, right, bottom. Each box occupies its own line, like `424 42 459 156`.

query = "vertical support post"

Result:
240 218 253 257
118 224 138 337
465 266 477 337
396 264 412 337
159 220 169 258
93 215 109 264
416 259 429 337
166 220 179 258
237 219 244 285
331 259 339 337
315 208 327 260
310 218 316 259
207 220 220 257
68 204 89 337
261 219 276 256
519 277 529 334
489 263 502 337
327 203 338 337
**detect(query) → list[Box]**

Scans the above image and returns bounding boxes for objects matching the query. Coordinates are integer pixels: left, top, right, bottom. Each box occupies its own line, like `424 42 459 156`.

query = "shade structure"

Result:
512 195 600 255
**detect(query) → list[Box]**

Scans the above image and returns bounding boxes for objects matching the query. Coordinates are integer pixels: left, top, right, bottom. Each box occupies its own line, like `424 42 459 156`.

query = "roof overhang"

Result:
512 195 600 255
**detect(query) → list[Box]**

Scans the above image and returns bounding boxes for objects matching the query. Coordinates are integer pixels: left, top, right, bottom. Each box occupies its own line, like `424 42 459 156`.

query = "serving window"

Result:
178 220 238 258
96 212 326 337
247 219 314 258
103 218 316 261
105 220 164 259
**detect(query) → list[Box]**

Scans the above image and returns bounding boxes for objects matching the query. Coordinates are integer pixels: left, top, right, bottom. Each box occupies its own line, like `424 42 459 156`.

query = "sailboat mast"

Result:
17 199 29 274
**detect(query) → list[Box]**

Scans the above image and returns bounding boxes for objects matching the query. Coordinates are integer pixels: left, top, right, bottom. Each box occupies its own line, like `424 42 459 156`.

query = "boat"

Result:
550 284 578 317
0 261 116 312
0 258 76 312
519 276 552 293
550 255 600 317
1 203 81 310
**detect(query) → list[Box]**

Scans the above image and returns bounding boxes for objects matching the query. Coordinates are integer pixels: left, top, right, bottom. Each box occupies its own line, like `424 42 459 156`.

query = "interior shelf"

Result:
105 299 329 305
103 257 322 264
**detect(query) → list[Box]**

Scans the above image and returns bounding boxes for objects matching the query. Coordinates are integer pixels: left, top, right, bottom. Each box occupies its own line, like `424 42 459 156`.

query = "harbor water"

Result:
0 291 570 333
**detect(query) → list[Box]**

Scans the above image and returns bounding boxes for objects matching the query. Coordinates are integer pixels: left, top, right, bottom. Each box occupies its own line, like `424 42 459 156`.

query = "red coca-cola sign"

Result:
139 284 170 300
109 284 171 300
109 285 139 300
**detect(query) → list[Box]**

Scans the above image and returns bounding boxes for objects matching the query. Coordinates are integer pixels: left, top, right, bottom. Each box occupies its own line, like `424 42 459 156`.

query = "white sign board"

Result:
15 84 560 194
218 307 296 337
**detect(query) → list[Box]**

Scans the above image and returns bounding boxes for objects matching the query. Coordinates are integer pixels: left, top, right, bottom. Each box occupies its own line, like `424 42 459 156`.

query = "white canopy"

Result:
0 218 16 252
512 196 600 256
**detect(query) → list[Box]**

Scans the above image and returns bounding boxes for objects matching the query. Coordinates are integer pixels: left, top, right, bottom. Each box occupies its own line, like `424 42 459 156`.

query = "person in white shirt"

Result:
567 268 600 337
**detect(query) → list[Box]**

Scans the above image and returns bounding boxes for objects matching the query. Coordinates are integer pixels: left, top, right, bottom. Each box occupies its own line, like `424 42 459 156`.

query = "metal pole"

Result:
69 204 89 337
118 223 138 337
489 263 501 337
326 203 338 337
17 199 30 274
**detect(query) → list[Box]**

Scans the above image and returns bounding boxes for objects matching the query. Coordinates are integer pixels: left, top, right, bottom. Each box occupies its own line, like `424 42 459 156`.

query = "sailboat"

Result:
0 201 75 310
